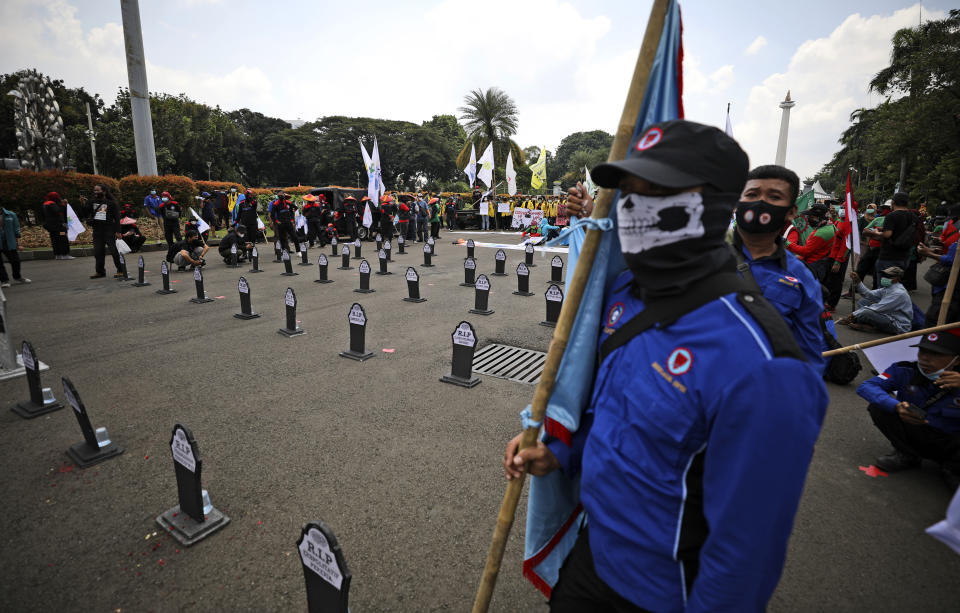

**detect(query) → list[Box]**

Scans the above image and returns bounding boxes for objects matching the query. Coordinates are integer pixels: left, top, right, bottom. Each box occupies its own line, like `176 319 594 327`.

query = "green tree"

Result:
553 130 613 177
456 87 524 185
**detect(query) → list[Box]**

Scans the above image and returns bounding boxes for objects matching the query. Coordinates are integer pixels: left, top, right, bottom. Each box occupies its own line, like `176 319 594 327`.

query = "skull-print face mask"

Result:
617 191 705 254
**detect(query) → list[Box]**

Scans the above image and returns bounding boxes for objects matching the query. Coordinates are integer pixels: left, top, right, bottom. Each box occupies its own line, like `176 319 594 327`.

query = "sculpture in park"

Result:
7 70 66 171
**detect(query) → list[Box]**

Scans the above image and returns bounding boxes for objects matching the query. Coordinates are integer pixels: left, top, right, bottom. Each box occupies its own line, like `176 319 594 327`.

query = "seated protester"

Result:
118 201 139 221
919 239 960 326
537 217 560 241
785 203 836 282
218 224 248 264
173 233 208 271
856 328 960 490
839 267 912 334
119 216 146 252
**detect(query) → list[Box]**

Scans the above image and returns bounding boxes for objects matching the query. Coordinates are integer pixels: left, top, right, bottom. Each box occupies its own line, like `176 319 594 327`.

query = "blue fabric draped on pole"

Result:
523 0 685 596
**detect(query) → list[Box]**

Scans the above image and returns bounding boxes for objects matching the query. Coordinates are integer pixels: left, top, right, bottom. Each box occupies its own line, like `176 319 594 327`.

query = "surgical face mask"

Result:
880 277 893 288
617 191 705 255
919 356 957 381
735 200 790 234
866 208 875 215
161 197 169 203
150 190 156 195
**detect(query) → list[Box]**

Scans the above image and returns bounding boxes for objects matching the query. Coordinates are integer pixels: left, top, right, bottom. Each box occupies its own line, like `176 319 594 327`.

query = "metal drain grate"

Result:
472 344 547 384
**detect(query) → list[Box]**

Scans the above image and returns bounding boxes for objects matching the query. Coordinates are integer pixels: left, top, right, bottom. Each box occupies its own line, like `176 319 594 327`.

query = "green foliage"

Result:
118 174 198 207
456 87 524 182
553 130 613 175
0 169 119 220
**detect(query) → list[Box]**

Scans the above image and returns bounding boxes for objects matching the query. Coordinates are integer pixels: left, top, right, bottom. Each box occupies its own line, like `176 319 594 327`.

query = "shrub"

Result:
0 169 120 224
196 180 244 195
118 174 199 208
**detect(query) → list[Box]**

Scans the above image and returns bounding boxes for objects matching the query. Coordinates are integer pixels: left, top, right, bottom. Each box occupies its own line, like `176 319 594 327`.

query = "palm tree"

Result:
456 87 525 185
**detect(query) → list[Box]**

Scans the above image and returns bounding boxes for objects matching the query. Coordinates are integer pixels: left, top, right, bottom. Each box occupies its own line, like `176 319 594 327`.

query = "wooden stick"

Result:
822 322 960 357
937 248 960 325
470 2 671 611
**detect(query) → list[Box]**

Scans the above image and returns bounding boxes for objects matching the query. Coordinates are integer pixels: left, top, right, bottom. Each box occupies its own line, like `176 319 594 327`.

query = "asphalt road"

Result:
1 231 958 612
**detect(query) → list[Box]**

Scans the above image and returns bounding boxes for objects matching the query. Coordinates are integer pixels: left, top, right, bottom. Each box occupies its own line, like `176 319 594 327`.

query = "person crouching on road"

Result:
218 224 248 264
173 232 208 271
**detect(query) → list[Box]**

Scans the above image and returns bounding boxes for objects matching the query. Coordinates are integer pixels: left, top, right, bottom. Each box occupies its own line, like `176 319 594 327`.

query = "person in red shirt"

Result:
940 206 959 250
786 203 835 282
824 209 852 309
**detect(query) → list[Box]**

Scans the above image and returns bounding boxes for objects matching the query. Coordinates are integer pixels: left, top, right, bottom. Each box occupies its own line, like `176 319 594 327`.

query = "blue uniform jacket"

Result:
547 272 828 612
857 361 960 434
735 235 826 370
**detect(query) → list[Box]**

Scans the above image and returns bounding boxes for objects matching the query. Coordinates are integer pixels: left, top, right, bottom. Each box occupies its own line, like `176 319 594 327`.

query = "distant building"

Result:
285 118 307 129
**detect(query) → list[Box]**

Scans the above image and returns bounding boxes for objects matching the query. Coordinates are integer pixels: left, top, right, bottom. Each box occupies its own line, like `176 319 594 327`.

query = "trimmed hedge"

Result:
0 170 120 223
118 174 199 208
196 180 244 194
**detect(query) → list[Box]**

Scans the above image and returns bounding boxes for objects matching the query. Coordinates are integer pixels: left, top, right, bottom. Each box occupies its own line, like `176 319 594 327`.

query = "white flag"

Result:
362 202 373 228
257 216 265 230
65 203 86 241
725 104 734 137
477 142 494 188
360 138 372 175
370 137 385 202
464 143 477 188
506 151 517 196
296 213 307 232
190 207 211 234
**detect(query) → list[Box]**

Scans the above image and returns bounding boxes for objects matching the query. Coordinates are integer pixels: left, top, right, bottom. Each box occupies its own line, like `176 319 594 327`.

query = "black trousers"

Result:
824 259 848 310
0 249 22 282
92 229 120 275
430 221 440 238
924 289 960 327
856 246 880 289
380 221 394 241
307 218 326 247
344 216 358 241
164 222 181 262
276 222 300 253
416 219 427 242
868 403 960 472
48 230 69 255
550 526 652 613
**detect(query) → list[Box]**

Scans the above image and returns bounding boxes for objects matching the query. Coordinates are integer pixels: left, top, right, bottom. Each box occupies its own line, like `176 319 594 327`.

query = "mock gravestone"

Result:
234 276 260 320
422 244 434 268
376 249 391 275
227 243 240 268
132 255 151 286
116 254 132 281
466 239 475 259
274 240 283 262
541 283 564 327
525 242 536 267
330 236 339 257
492 249 507 276
190 267 214 304
513 262 533 296
281 250 298 276
299 242 311 266
156 260 177 294
428 237 436 256
440 321 480 388
550 255 564 284
315 254 332 284
384 239 392 262
278 287 305 336
297 521 352 613
339 303 373 361
353 239 362 260
470 274 494 315
403 267 426 303
62 376 123 467
156 424 230 546
375 233 382 253
249 246 263 273
397 234 405 254
460 257 477 287
338 245 352 270
355 260 374 293
10 340 63 418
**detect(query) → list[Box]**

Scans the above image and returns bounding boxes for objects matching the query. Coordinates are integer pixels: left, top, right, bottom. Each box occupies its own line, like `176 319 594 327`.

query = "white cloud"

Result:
744 35 767 55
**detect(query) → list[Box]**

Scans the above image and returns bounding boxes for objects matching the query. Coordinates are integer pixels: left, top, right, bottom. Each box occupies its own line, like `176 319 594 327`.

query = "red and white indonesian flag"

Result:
845 172 860 255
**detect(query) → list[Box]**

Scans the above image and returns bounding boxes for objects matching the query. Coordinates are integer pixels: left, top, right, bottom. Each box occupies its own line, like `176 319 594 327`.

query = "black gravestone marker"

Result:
10 340 63 418
460 257 477 287
422 243 434 267
541 283 564 327
234 276 261 320
550 255 564 284
470 274 494 315
190 267 214 303
403 267 426 303
62 376 123 467
330 236 338 257
375 233 382 252
440 321 480 388
297 521 352 613
249 246 263 273
315 254 333 284
227 243 240 268
299 242 311 266
355 260 374 293
492 249 507 276
274 240 283 262
132 255 151 286
384 239 392 262
376 249 391 275
338 245 352 270
353 239 362 260
116 254 132 281
156 423 230 546
278 287 305 336
156 260 177 294
281 250 298 276
339 303 373 361
428 237 436 256
513 262 533 296
466 239 475 259
397 234 405 254
525 242 536 267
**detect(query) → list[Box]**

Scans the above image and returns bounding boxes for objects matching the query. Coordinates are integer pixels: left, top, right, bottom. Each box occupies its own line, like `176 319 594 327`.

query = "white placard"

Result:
498 202 512 213
405 268 418 282
318 254 328 266
138 256 145 269
495 250 505 261
275 241 281 250
453 322 476 347
332 237 338 246
464 258 476 270
475 275 490 291
384 241 391 250
285 288 296 307
525 243 534 254
379 249 386 260
546 285 564 302
171 427 196 472
21 342 35 371
252 247 259 258
298 527 343 590
517 263 529 276
423 244 431 253
194 268 202 282
282 250 290 261
354 239 361 248
349 304 366 326
342 245 350 255
467 239 475 248
428 238 435 246
398 235 404 244
238 278 249 294
861 337 919 373
552 256 563 267
118 254 125 266
513 208 544 229
161 260 169 274
231 244 237 254
376 234 382 242
359 261 370 274
300 243 307 253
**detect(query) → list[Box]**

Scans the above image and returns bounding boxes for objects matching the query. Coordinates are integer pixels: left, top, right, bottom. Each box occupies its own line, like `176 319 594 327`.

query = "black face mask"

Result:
735 200 791 234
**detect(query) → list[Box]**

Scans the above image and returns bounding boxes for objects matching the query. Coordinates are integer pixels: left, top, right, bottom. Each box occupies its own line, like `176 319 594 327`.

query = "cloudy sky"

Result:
0 0 951 180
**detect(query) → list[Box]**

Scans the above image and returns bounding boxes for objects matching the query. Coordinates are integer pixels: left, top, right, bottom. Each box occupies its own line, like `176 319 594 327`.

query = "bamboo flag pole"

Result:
822 322 960 357
937 247 960 325
470 2 671 611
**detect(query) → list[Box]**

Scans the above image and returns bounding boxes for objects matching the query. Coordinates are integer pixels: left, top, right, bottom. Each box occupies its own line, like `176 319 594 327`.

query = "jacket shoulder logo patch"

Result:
667 347 693 376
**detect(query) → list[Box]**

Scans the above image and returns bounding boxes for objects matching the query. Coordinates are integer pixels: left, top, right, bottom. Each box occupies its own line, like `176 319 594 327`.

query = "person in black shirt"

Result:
86 185 123 279
173 233 208 270
218 224 248 264
270 193 300 253
158 192 182 262
379 195 396 240
874 192 915 278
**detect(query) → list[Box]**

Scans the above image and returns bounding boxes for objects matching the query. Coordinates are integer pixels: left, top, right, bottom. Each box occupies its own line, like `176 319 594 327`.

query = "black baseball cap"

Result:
912 328 960 355
591 119 749 194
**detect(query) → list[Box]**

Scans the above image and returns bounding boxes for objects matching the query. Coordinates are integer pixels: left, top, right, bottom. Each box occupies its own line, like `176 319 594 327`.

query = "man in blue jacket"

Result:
857 328 960 490
505 120 828 612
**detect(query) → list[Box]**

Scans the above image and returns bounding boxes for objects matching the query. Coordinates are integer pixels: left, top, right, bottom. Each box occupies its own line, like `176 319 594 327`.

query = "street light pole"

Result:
206 160 212 181
85 102 99 175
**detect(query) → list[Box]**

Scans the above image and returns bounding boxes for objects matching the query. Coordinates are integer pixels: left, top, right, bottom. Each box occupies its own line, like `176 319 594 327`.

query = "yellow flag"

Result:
227 191 239 213
530 147 546 190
